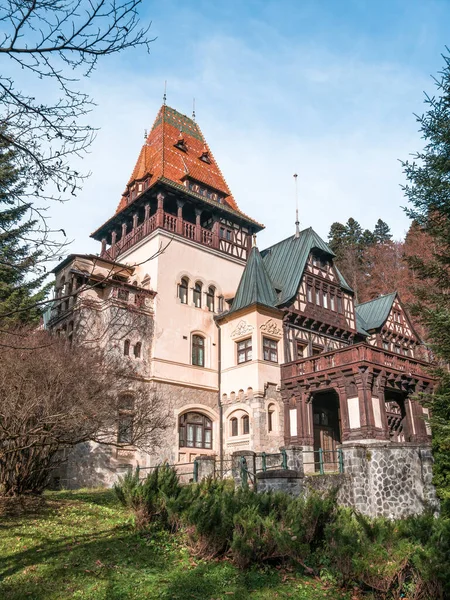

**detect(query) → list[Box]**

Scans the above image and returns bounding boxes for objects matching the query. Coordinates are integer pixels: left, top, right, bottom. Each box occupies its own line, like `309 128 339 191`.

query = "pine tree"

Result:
0 136 49 326
402 52 450 511
373 219 392 244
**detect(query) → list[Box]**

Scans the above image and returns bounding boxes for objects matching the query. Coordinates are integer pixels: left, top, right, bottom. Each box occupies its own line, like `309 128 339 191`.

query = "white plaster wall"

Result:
220 310 284 397
119 230 246 389
372 397 382 429
347 397 361 429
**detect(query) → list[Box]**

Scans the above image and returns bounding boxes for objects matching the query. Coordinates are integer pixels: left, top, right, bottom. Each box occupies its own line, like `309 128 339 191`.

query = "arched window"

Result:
179 412 212 449
124 339 130 356
193 281 202 308
218 296 224 312
134 342 142 358
242 415 250 435
268 404 276 433
230 417 238 436
192 335 205 367
117 394 135 444
178 277 188 304
206 286 215 312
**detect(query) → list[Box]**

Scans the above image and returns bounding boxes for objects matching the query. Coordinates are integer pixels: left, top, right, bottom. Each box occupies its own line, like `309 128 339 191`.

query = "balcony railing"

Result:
281 342 432 381
100 209 249 261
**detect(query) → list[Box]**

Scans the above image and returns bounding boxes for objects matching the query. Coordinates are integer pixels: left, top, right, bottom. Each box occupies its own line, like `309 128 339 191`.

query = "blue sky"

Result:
43 0 450 254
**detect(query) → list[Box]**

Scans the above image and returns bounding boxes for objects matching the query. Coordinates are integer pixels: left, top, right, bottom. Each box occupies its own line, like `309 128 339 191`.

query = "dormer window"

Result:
199 150 211 164
174 131 188 152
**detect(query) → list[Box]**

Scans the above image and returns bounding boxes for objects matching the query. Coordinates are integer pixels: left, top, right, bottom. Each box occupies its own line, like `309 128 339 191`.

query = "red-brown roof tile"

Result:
116 105 241 214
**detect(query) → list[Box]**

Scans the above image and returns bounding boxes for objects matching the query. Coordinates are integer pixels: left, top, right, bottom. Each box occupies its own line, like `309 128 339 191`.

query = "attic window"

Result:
174 131 188 152
199 151 211 164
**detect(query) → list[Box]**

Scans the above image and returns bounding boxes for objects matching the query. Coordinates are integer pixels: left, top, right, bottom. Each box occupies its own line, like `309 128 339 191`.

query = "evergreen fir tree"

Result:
402 52 450 511
0 136 49 326
373 219 392 244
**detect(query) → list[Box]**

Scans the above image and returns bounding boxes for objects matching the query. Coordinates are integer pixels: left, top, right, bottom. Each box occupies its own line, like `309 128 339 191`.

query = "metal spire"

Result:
294 173 300 238
163 80 167 105
192 98 196 121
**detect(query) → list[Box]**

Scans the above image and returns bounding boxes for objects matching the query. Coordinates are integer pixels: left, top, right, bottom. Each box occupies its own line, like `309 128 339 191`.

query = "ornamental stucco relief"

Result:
260 319 282 337
230 320 254 339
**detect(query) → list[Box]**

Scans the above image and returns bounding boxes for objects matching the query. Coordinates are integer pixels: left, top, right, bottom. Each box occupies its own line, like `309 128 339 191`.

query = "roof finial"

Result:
293 173 300 238
144 128 148 140
163 80 167 105
252 233 257 247
192 98 196 121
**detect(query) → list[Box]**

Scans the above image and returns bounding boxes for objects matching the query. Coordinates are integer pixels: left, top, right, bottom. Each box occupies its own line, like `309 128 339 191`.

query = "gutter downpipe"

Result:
216 319 224 477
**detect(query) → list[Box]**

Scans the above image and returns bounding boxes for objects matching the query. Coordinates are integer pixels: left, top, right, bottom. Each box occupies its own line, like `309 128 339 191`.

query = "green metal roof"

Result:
355 311 370 336
260 227 350 306
229 246 278 313
355 292 397 331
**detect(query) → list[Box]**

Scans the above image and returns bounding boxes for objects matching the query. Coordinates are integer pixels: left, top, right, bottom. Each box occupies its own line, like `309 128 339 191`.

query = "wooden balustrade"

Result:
282 342 431 381
100 209 248 261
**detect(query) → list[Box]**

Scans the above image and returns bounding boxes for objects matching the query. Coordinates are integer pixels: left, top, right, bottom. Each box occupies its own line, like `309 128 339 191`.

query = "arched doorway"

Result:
312 390 341 472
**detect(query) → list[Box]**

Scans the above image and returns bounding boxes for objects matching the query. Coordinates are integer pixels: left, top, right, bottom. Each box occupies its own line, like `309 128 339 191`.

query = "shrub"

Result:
231 505 278 568
114 464 181 529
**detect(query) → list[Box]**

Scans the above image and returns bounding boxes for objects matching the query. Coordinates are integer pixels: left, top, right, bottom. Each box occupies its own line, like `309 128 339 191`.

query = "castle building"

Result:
47 105 434 490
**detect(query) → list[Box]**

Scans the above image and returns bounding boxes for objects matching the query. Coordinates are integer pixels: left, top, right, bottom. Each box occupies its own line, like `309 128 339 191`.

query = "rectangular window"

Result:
330 295 336 311
337 296 343 313
263 337 278 362
383 341 390 351
311 345 322 357
323 291 328 309
237 338 252 363
296 342 307 359
315 288 321 306
117 415 133 444
307 285 313 303
192 335 205 367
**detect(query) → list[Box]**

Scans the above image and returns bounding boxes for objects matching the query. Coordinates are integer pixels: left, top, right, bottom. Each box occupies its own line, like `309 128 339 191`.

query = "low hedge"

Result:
114 467 449 599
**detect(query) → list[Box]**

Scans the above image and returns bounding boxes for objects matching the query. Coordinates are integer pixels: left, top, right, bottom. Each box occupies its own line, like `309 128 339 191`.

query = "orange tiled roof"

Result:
116 105 240 214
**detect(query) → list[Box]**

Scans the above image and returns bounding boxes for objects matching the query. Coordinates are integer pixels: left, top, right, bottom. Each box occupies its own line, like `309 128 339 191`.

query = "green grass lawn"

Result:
0 489 354 600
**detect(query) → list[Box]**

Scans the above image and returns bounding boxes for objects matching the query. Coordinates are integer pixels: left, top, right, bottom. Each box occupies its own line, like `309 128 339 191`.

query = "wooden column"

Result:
195 208 202 242
156 193 165 228
407 382 429 443
354 367 377 440
336 379 351 442
176 200 185 235
144 203 151 234
132 213 138 230
296 387 313 446
212 218 220 249
121 222 127 239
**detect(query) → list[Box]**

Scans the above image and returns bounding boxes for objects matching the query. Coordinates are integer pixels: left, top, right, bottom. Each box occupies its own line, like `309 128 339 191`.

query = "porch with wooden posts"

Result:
281 342 434 456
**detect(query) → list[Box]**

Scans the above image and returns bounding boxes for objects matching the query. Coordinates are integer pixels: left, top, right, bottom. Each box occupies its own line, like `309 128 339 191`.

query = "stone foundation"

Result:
338 443 439 518
238 443 439 519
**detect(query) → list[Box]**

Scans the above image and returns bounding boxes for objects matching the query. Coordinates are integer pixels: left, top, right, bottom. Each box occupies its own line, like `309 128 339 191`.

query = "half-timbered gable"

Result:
355 293 423 359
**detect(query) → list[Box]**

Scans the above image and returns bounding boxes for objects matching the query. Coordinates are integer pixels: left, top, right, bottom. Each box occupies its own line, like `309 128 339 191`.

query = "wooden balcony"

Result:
281 342 433 384
100 209 248 261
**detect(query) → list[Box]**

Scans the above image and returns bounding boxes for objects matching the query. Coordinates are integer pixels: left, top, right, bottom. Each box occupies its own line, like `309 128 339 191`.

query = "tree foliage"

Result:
401 52 450 509
0 0 153 257
0 327 169 495
328 217 392 302
0 136 50 325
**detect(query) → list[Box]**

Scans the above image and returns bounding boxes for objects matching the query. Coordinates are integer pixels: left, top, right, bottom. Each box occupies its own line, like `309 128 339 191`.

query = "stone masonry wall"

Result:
249 443 438 519
338 443 439 518
53 380 218 489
